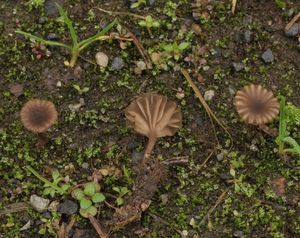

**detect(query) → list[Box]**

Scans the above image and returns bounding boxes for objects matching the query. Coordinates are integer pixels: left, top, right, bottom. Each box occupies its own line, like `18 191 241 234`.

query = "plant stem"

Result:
26 165 64 193
69 50 80 68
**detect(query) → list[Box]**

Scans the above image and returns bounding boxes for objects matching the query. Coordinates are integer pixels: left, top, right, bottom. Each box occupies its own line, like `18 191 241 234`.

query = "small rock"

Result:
45 0 64 17
233 31 243 43
134 60 146 74
243 30 252 43
232 62 245 72
219 173 232 181
95 52 109 67
233 230 244 238
127 141 139 152
82 162 89 169
48 200 59 212
30 195 50 212
204 90 215 101
148 0 156 6
19 220 31 231
216 153 224 161
192 24 202 35
111 57 125 70
47 33 60 41
132 151 144 164
261 48 274 63
10 83 23 97
57 200 78 215
38 17 46 24
285 23 299 37
150 52 161 63
42 211 52 219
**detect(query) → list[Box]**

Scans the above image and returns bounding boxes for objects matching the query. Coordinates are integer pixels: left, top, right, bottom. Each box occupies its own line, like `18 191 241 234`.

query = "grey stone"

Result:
47 33 60 41
111 57 125 70
233 230 244 237
148 0 156 6
38 17 46 24
285 23 299 37
57 200 78 215
261 49 274 63
233 31 243 43
219 173 232 181
216 153 224 161
232 62 245 72
244 30 252 43
45 0 64 17
30 195 50 212
132 151 144 164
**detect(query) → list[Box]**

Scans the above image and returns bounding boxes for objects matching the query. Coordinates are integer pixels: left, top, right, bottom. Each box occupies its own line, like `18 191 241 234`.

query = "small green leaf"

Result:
138 21 147 27
72 189 85 200
43 187 52 196
163 44 173 52
84 182 96 196
116 197 124 206
92 193 105 203
230 168 236 177
73 84 81 91
61 184 71 192
178 42 189 50
79 206 97 218
80 198 92 209
52 170 60 181
50 190 56 198
152 21 160 28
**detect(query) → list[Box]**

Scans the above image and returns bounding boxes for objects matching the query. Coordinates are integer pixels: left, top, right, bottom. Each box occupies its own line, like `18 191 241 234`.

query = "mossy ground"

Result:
0 0 300 237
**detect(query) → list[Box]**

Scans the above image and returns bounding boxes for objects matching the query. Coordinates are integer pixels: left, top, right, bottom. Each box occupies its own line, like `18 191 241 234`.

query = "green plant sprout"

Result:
131 0 146 9
276 97 300 156
73 84 89 95
162 42 190 60
15 4 116 67
27 0 44 11
138 15 160 37
72 182 105 218
26 165 71 197
112 186 129 206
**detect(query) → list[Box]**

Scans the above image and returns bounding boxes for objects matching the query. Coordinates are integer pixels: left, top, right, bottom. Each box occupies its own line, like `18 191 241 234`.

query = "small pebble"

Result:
38 17 46 24
57 200 78 215
233 230 244 238
95 52 109 67
232 62 245 72
44 0 64 17
243 30 252 43
30 195 50 212
216 152 224 161
82 162 89 169
47 33 60 41
10 83 23 97
261 48 274 63
111 57 125 70
285 23 299 37
204 90 215 101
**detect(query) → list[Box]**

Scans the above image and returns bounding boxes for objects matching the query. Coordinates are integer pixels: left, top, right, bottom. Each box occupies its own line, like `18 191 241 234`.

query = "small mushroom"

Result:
20 99 58 146
125 93 182 159
235 84 279 134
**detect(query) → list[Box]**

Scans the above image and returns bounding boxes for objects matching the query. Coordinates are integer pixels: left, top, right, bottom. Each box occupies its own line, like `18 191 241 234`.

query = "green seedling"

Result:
162 42 190 60
131 0 146 8
276 97 300 156
26 165 71 197
27 0 44 10
72 182 105 218
15 4 116 67
112 186 129 206
73 84 89 95
139 15 160 29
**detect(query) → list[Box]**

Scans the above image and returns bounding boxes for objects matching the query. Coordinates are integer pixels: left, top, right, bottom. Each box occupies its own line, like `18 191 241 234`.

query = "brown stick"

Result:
88 215 109 238
122 25 153 69
285 12 300 31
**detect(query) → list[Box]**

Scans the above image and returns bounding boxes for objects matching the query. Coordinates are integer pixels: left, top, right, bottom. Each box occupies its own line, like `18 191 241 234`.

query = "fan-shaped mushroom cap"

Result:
20 99 58 133
125 93 182 138
235 84 279 125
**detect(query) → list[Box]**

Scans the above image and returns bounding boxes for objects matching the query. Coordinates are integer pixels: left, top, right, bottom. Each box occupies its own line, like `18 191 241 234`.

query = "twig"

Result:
199 189 229 226
148 213 182 236
231 0 237 14
122 25 153 69
181 68 233 151
88 215 109 238
0 202 30 216
198 150 214 170
161 156 189 165
96 7 147 20
285 12 300 31
58 216 76 238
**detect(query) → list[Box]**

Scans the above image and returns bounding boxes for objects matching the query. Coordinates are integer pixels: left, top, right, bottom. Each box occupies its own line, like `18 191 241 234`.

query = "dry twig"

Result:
89 215 109 238
285 12 300 31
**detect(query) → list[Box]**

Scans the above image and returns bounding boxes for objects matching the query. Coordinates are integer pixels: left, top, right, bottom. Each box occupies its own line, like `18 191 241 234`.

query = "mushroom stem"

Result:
259 124 278 137
143 132 157 161
37 133 49 147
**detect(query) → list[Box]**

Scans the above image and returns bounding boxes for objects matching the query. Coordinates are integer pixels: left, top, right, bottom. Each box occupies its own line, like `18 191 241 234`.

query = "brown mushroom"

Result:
235 84 279 134
20 99 58 133
125 93 182 159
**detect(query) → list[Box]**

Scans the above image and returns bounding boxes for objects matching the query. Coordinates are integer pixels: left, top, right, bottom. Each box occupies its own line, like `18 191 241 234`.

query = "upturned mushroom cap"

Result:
125 93 182 138
235 84 279 125
20 99 58 133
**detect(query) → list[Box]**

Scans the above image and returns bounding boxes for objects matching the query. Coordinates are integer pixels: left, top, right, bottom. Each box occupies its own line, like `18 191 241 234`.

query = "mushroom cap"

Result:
20 99 58 133
235 84 279 125
125 93 182 138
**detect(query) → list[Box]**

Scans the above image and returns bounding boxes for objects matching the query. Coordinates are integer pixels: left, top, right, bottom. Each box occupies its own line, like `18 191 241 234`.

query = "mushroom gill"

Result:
235 84 279 126
20 99 58 133
125 93 182 159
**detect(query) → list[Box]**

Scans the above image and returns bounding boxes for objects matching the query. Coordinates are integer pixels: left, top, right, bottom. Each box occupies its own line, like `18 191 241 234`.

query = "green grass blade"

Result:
277 96 287 153
56 3 78 46
15 30 71 49
78 19 117 50
283 137 300 155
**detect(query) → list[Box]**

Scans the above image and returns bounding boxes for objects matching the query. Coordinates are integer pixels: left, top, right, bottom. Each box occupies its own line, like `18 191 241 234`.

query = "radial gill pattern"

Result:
235 84 279 125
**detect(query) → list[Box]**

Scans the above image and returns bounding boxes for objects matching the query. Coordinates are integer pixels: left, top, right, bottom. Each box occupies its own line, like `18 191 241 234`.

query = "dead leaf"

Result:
271 177 286 196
